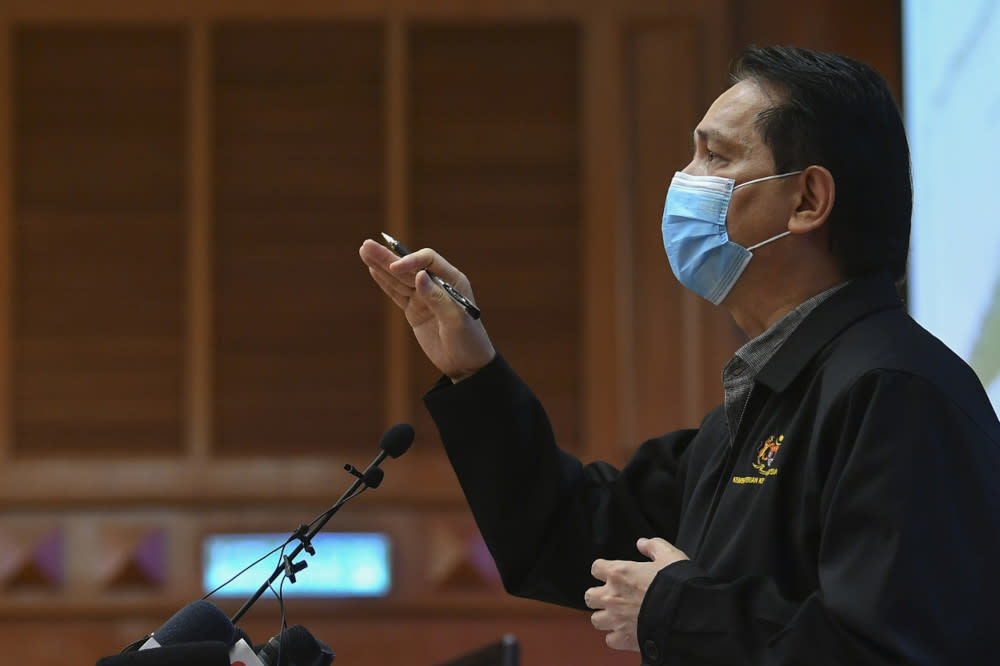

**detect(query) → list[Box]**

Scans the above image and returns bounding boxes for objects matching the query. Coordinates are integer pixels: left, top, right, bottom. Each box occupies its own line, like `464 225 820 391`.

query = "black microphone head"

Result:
97 641 230 666
152 600 236 647
258 625 335 666
380 422 414 458
233 625 254 646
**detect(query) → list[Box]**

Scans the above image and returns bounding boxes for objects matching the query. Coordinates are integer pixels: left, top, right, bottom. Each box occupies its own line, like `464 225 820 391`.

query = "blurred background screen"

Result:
203 532 391 598
904 0 1000 412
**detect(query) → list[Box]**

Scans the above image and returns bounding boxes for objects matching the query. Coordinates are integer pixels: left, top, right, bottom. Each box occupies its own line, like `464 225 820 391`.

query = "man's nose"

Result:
680 160 702 176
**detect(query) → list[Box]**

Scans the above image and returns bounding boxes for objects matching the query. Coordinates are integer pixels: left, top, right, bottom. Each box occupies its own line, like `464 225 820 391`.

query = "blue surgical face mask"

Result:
661 170 802 305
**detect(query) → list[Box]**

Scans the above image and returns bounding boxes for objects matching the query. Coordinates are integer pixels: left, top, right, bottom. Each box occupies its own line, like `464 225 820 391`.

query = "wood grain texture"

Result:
624 15 745 448
11 26 186 456
211 22 386 455
407 22 583 453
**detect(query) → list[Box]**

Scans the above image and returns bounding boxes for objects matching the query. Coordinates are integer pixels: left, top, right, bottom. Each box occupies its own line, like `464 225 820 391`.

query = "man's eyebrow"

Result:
691 128 747 157
694 128 737 147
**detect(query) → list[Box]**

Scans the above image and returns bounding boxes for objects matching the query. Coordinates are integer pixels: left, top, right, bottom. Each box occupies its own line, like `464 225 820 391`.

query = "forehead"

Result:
695 79 775 154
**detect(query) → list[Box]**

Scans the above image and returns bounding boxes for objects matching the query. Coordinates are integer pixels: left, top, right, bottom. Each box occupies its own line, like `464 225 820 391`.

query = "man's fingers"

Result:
364 241 471 323
362 238 479 323
414 270 463 318
591 558 609 581
361 238 463 290
590 609 616 631
359 238 400 270
592 613 639 652
588 574 643 654
588 557 650 655
604 630 638 652
389 247 468 287
584 586 603 609
368 262 414 296
368 266 413 310
637 536 686 562
362 240 417 298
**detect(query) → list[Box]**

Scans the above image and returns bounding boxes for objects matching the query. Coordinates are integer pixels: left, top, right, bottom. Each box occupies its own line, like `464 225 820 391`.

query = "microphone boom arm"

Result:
228 448 390 624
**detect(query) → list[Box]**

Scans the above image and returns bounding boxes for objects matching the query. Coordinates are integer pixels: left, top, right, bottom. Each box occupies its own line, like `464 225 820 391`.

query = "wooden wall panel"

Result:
11 26 186 456
622 17 744 448
733 0 902 97
407 23 583 452
212 22 386 455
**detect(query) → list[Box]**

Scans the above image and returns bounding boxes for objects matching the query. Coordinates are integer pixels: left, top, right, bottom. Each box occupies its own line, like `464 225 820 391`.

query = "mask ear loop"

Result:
733 169 803 190
739 170 803 251
747 230 791 252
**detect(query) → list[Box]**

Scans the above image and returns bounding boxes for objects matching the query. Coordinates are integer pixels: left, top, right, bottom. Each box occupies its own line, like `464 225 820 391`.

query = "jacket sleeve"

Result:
636 369 1000 665
424 353 699 609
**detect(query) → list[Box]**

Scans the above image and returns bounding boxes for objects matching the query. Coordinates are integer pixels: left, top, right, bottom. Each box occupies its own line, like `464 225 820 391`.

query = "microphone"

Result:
228 424 414 624
344 463 384 488
342 422 413 488
257 625 335 666
97 639 264 666
140 600 237 650
379 422 415 458
231 635 266 666
233 627 254 646
96 642 230 666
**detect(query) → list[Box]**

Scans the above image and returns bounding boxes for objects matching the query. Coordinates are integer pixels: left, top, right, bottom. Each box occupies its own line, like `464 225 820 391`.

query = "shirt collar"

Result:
726 282 846 381
755 271 904 392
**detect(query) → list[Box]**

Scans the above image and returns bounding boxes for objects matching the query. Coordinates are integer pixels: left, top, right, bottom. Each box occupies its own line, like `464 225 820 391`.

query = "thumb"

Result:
415 270 452 313
636 537 679 562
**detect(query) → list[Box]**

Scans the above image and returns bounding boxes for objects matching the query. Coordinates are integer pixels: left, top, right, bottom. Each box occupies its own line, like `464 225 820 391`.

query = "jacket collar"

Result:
755 271 903 393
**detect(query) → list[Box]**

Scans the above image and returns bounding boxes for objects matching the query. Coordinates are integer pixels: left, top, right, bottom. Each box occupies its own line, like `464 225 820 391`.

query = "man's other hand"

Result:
585 537 689 651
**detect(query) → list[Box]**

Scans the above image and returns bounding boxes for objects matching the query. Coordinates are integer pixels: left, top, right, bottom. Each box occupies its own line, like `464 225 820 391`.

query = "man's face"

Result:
681 79 799 251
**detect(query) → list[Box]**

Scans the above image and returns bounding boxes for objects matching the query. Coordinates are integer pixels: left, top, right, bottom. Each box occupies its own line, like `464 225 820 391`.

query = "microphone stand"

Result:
229 448 391 624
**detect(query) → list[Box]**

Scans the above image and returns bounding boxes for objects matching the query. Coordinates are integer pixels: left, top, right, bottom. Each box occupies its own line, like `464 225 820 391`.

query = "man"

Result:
359 46 1000 664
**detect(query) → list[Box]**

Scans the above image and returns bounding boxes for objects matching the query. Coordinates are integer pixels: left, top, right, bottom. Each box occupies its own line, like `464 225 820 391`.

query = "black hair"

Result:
730 46 912 282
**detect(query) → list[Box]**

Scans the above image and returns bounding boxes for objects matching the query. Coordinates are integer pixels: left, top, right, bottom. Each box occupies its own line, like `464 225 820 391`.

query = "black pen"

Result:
380 232 482 320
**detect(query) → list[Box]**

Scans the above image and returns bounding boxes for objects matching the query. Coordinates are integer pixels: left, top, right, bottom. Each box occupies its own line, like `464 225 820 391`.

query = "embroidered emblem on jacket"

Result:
752 435 783 476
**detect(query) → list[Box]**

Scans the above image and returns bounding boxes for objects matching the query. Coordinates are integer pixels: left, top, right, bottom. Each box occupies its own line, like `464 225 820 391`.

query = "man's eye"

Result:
707 150 718 161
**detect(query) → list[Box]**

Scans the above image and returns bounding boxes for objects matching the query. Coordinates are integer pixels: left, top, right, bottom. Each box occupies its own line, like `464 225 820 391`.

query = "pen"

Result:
380 232 482 320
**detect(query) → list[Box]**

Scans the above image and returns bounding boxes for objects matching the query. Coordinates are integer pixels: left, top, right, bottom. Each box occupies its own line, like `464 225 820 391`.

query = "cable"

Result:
265 541 291 666
305 485 369 531
201 535 296 601
205 472 376 617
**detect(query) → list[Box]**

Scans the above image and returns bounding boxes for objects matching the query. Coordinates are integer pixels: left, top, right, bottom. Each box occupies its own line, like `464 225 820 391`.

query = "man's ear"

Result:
789 165 835 233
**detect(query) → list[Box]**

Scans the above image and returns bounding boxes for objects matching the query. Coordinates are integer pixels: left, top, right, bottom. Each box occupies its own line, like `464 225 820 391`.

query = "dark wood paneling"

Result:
733 0 902 96
12 26 186 456
624 18 744 445
212 22 386 455
407 22 583 452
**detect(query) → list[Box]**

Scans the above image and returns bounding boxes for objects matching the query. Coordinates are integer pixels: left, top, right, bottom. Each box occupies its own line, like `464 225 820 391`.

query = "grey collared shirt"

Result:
722 283 847 441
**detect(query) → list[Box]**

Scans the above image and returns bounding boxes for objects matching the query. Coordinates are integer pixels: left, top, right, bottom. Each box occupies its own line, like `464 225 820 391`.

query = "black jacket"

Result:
424 272 1000 665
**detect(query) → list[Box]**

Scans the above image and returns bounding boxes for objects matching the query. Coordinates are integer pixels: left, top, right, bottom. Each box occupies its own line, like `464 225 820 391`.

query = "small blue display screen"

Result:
202 532 391 598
